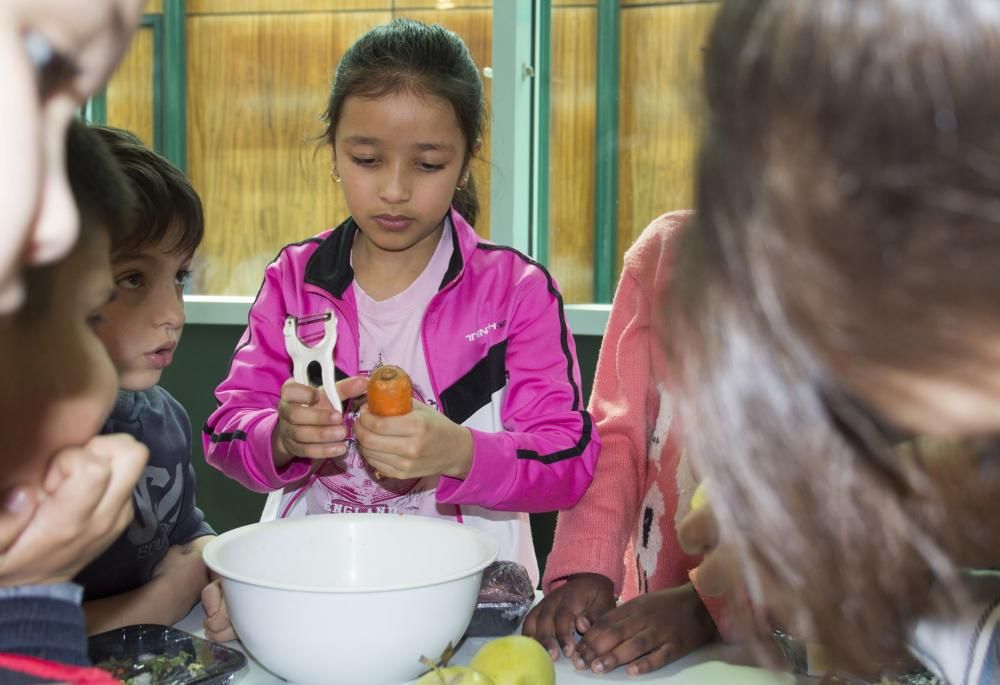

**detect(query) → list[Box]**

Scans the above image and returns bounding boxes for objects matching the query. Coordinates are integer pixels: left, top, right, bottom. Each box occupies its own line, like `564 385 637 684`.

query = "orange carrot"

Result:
367 365 413 417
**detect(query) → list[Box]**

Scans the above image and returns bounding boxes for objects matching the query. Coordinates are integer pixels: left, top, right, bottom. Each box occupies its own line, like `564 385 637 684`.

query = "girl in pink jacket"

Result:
201 18 599 592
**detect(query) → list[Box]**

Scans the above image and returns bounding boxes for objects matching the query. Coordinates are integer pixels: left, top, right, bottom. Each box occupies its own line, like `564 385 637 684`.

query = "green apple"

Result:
469 636 555 685
414 666 495 685
690 480 709 512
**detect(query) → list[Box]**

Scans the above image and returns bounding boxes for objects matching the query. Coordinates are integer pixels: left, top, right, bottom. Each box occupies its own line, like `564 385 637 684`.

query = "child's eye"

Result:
175 269 193 287
350 155 378 167
417 162 446 172
117 272 144 290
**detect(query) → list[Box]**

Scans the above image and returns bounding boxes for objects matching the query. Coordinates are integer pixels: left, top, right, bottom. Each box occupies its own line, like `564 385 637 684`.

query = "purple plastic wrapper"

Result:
465 561 535 637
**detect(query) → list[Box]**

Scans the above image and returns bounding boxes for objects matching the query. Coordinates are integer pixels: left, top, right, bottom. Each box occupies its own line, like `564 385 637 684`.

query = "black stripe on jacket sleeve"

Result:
202 426 248 443
438 341 508 425
515 410 593 464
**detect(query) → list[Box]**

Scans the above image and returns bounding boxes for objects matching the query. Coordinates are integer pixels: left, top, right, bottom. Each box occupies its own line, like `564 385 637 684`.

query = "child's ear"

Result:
460 140 482 181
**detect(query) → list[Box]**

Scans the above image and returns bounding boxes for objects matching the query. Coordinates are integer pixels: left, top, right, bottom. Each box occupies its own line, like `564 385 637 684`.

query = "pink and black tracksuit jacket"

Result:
202 209 600 582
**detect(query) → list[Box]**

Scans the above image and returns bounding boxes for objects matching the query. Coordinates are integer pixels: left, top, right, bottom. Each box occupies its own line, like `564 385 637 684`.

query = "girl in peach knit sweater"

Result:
523 210 723 676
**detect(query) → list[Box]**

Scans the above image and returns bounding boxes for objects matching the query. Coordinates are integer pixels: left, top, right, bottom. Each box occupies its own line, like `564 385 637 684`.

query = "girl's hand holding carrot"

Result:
355 402 474 480
355 366 474 480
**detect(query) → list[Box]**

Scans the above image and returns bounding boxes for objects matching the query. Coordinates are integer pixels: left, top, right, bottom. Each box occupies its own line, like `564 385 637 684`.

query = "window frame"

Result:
178 0 611 335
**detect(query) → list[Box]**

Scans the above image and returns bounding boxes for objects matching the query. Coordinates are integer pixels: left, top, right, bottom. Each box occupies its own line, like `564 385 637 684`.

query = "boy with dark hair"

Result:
74 125 215 634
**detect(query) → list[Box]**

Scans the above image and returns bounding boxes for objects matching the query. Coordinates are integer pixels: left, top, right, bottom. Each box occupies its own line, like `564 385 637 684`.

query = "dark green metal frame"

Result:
163 0 187 172
83 0 185 172
533 0 552 266
86 15 161 148
147 14 165 153
85 89 107 125
593 0 620 303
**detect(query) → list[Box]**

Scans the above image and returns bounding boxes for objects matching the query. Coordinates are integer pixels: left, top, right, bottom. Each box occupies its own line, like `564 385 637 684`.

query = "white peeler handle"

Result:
283 314 342 414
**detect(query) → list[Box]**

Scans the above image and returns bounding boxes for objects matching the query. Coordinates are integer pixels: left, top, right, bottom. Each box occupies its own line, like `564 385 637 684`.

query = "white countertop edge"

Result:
183 296 611 337
173 603 807 685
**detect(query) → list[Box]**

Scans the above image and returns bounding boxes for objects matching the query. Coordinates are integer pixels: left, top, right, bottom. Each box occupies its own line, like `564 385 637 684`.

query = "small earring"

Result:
330 168 342 184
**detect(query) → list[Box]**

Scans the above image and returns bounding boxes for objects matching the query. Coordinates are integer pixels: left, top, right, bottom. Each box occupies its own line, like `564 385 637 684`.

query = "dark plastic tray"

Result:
771 631 942 685
89 624 246 685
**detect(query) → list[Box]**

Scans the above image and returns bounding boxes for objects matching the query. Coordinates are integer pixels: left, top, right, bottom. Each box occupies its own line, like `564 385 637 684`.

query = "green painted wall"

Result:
160 324 602 579
160 325 267 534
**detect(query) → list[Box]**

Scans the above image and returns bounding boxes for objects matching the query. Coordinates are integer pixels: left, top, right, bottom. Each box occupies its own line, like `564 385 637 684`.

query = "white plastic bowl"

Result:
203 514 498 685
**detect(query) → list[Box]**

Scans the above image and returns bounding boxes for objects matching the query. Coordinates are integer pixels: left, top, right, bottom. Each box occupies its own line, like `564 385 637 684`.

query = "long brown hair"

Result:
669 0 1000 670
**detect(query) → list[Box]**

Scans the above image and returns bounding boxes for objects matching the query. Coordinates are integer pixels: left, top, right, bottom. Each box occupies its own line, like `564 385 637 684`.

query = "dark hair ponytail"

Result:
323 18 485 227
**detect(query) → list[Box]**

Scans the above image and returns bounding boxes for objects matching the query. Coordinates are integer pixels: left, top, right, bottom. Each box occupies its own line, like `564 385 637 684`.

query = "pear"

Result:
469 636 555 685
414 666 495 685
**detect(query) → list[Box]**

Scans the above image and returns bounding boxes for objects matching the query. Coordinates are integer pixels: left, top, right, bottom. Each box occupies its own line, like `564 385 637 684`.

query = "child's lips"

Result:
373 214 413 231
145 350 173 369
146 342 177 369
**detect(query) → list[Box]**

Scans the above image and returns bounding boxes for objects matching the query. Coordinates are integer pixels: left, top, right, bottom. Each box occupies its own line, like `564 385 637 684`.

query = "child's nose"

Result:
378 164 410 203
30 128 80 268
155 286 186 329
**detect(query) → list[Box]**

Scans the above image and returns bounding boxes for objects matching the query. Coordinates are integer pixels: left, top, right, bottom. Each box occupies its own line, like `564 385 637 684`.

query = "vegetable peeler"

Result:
282 311 383 480
283 312 342 413
261 312 346 523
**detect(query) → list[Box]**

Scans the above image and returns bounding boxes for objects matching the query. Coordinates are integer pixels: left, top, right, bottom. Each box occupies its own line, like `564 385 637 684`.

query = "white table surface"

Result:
174 604 812 685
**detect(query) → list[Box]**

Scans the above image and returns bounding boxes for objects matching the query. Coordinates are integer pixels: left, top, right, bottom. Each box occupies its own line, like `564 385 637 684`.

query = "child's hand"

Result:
0 487 38 572
572 583 716 676
353 402 474 479
202 579 237 642
521 573 615 661
272 376 367 467
0 434 148 585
